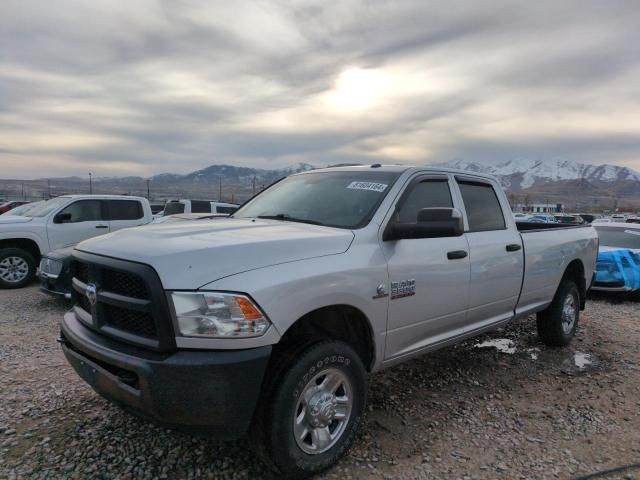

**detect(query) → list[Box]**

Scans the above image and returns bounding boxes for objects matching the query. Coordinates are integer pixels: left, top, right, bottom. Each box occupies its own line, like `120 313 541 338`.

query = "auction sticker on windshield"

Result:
347 181 388 192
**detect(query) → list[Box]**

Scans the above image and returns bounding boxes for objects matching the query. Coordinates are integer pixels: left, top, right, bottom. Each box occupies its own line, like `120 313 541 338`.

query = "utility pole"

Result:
146 179 151 200
218 176 222 201
252 176 256 195
47 179 51 199
21 183 25 200
89 173 93 194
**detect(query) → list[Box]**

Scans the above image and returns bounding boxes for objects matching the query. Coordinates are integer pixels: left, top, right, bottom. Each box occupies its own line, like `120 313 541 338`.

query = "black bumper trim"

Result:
61 312 272 438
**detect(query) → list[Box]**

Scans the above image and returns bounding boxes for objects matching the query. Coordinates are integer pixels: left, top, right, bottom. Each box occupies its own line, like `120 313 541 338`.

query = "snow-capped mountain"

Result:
437 158 640 191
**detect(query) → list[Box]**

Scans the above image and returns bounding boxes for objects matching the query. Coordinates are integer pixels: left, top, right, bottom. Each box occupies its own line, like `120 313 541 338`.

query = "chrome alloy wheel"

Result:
561 293 577 334
0 256 29 283
293 367 353 455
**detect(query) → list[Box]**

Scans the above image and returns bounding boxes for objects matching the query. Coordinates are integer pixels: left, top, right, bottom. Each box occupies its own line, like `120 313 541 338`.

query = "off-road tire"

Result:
537 279 580 346
0 248 36 289
256 340 367 479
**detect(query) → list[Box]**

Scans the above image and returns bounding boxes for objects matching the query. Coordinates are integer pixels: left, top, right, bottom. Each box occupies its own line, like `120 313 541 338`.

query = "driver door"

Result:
47 199 109 250
380 174 471 360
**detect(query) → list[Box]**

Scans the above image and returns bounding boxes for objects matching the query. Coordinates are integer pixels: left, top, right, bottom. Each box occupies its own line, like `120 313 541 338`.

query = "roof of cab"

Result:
296 164 499 181
60 194 147 200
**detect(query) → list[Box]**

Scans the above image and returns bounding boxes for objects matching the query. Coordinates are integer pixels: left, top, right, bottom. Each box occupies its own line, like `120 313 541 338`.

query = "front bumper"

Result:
61 311 272 438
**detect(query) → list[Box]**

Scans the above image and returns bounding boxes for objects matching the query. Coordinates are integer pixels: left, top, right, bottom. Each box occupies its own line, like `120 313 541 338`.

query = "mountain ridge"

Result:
435 158 640 191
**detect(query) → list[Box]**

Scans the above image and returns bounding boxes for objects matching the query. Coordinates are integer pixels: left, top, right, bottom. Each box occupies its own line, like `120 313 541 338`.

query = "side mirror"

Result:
384 208 464 241
53 213 72 224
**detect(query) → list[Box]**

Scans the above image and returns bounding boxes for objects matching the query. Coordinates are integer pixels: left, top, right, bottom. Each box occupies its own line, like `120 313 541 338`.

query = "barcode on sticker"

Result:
347 181 388 192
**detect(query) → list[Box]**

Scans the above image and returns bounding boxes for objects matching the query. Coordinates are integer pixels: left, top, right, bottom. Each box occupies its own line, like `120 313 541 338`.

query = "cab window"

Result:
108 200 143 220
216 206 237 214
395 179 453 223
58 200 105 223
163 202 185 215
191 201 212 213
457 181 506 231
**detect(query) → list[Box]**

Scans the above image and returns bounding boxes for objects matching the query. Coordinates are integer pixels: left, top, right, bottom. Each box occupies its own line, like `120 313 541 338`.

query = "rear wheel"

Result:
258 341 367 479
0 248 36 289
537 279 580 346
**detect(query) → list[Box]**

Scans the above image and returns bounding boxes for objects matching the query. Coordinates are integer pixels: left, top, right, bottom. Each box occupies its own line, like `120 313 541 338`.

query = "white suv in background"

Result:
0 195 152 288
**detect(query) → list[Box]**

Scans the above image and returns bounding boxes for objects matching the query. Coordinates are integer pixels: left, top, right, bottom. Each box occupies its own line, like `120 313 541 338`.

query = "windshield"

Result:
234 170 401 229
595 227 640 249
23 197 70 217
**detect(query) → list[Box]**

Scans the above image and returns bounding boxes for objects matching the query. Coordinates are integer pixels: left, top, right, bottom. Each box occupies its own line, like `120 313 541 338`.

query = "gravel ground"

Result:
1 285 639 480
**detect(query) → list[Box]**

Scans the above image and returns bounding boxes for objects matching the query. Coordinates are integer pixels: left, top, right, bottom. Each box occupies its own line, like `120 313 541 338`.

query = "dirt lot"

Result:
1 285 639 480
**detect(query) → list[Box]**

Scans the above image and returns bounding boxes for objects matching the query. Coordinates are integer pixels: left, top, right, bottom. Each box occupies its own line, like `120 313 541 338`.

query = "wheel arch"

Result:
278 304 376 372
0 238 42 262
561 259 586 309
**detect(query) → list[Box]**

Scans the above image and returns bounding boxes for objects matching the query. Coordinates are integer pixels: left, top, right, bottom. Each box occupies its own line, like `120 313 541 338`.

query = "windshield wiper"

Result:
257 214 325 226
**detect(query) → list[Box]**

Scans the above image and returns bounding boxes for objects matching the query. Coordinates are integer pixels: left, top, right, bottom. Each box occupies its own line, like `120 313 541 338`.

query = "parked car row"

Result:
513 213 586 224
513 212 640 226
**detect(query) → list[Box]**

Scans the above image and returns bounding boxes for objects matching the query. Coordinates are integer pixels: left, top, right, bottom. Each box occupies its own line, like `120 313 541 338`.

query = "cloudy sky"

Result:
1 0 640 178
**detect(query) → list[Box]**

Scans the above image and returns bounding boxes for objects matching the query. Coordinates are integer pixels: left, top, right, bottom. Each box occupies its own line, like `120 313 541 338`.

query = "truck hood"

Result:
0 215 33 224
76 218 355 289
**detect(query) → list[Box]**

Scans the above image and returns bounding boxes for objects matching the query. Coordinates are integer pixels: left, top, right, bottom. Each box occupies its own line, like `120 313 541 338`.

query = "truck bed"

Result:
515 222 597 318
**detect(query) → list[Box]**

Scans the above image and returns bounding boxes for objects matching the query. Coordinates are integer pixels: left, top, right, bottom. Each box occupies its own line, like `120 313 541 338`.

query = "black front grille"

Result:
78 293 92 314
103 304 157 339
102 269 148 299
74 262 89 284
70 254 174 351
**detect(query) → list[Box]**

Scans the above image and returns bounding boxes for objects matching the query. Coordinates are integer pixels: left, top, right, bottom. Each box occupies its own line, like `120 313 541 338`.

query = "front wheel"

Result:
0 248 36 289
259 341 367 479
537 279 580 346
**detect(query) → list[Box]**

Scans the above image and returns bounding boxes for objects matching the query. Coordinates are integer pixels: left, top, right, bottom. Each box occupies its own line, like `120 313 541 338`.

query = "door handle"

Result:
95 225 108 229
447 250 468 260
506 243 522 252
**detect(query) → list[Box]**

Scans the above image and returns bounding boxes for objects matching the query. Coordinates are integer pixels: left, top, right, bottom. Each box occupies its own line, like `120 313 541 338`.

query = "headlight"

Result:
170 291 270 338
39 257 63 276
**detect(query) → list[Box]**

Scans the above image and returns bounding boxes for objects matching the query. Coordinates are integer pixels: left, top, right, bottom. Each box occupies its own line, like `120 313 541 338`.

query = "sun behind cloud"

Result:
323 67 390 113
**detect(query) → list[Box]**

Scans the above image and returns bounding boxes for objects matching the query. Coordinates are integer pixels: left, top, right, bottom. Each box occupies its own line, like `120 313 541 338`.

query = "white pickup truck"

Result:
59 165 598 478
0 195 152 288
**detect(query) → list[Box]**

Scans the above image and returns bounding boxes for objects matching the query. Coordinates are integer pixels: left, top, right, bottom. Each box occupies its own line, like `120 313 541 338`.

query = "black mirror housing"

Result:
384 208 464 241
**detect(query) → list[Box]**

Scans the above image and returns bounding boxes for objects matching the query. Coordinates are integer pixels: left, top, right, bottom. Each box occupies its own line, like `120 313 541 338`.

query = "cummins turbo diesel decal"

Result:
391 279 416 299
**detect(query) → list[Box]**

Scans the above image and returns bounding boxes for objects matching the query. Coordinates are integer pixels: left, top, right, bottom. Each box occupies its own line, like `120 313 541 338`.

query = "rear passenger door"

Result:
107 200 147 232
454 178 524 332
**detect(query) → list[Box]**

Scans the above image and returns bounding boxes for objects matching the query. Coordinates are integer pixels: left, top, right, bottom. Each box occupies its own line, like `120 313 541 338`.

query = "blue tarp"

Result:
595 249 640 290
